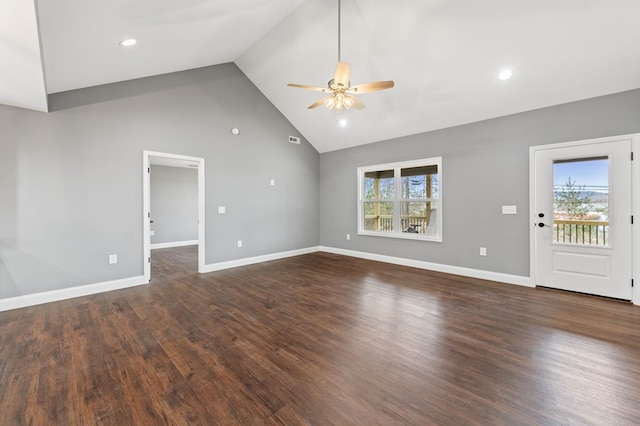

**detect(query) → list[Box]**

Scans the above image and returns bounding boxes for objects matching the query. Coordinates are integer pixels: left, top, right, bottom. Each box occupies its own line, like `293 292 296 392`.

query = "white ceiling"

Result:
4 0 640 152
1 0 47 111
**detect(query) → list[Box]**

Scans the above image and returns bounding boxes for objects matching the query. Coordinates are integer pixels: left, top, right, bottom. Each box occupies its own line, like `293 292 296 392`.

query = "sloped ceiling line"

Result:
3 0 640 152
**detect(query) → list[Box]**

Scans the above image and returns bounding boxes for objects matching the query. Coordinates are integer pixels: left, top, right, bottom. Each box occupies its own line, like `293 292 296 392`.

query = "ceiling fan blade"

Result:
308 96 332 109
288 83 328 92
348 80 395 94
346 95 365 110
333 62 351 87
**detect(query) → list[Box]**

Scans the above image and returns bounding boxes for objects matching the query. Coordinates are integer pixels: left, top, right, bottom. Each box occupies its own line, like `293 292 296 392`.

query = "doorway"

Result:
530 135 633 300
143 151 205 282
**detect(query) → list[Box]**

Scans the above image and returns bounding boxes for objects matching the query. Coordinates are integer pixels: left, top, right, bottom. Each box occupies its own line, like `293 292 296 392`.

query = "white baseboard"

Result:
203 246 320 272
0 247 533 313
319 246 533 288
203 244 532 287
151 240 199 250
0 275 148 312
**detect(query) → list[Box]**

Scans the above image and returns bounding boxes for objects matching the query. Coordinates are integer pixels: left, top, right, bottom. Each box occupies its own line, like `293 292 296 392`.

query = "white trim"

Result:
143 152 151 280
530 133 640 152
203 247 320 272
0 275 147 312
151 240 199 250
529 144 539 293
205 245 532 287
357 230 442 242
143 151 206 282
633 135 640 305
319 246 533 287
0 248 538 312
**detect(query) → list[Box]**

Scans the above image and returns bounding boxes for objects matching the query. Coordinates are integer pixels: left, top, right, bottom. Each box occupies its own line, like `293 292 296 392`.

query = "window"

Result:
358 157 442 241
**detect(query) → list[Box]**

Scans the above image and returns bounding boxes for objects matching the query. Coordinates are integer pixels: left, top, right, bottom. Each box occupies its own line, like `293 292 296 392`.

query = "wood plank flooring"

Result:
1 246 640 425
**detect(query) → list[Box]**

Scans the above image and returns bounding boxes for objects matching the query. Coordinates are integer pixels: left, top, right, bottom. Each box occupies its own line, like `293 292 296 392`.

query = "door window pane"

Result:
553 157 608 245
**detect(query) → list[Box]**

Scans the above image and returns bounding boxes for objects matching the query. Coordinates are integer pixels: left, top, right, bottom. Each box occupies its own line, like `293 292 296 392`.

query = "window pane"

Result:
431 174 439 199
363 202 394 232
401 202 437 235
364 170 394 200
363 177 376 200
553 157 608 246
401 174 426 199
401 165 438 200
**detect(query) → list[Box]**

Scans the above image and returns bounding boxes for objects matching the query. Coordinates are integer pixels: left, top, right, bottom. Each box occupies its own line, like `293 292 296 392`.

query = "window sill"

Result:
357 230 442 242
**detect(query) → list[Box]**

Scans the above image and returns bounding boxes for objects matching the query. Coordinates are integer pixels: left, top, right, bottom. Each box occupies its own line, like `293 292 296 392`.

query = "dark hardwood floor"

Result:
1 246 639 425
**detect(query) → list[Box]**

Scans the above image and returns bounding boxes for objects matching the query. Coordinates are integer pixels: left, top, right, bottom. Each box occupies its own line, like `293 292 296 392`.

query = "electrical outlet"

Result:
218 206 226 214
270 179 275 186
237 240 243 248
150 230 155 236
109 254 118 264
480 247 487 256
346 234 350 240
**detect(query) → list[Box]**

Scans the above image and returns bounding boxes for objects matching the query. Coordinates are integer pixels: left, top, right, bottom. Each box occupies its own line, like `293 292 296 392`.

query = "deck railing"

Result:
553 219 609 245
364 217 609 243
364 216 429 233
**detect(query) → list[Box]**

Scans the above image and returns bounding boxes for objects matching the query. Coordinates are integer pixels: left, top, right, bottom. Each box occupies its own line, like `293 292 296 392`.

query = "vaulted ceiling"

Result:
5 0 640 152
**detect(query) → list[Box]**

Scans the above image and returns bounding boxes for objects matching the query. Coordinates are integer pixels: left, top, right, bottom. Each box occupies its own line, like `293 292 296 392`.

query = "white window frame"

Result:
357 157 442 242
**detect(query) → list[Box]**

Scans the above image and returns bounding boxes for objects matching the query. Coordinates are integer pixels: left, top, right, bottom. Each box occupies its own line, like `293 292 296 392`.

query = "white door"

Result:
532 136 633 300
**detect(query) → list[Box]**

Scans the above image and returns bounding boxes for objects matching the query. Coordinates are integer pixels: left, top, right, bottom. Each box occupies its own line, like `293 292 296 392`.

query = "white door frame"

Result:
143 150 205 282
634 135 640 306
530 133 640 306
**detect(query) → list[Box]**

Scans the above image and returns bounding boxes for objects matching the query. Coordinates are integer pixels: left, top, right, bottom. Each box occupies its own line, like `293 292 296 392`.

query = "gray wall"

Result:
319 89 640 277
150 165 198 245
0 63 319 299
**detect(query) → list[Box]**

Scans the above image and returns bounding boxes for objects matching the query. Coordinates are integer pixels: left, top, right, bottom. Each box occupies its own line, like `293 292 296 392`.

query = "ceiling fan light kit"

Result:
287 0 394 119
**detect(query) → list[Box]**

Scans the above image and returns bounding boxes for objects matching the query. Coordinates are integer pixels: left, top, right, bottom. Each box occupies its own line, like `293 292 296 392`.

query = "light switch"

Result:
109 254 118 264
502 205 517 215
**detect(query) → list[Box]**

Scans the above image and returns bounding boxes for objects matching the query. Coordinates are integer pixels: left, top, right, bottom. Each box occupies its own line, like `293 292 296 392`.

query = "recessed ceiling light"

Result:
339 119 348 127
499 69 512 80
231 127 240 135
119 38 137 47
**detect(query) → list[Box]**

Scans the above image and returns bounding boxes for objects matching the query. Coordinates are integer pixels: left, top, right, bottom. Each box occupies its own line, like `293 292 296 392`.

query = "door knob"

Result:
538 213 544 218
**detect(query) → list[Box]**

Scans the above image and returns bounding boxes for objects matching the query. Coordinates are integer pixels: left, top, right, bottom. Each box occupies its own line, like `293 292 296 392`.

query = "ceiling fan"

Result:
287 0 394 115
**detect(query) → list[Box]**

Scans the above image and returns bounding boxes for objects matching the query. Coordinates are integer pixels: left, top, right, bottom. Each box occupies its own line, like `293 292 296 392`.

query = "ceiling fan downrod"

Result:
338 0 341 63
